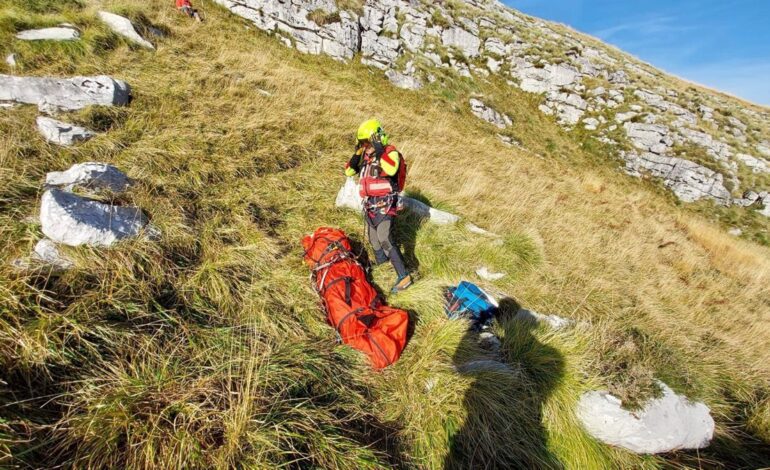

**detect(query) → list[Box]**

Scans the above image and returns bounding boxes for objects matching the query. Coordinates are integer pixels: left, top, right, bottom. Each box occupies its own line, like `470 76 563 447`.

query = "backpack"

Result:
445 281 499 330
359 146 407 198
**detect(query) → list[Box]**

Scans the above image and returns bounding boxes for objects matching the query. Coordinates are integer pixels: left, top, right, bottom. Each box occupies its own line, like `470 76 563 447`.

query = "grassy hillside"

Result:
1 0 770 468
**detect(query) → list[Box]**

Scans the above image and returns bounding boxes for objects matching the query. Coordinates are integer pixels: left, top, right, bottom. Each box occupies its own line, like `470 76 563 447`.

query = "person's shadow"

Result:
444 298 565 469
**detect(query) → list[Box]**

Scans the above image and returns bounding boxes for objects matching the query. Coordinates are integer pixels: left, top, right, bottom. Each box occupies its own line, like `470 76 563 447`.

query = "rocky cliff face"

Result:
214 0 770 212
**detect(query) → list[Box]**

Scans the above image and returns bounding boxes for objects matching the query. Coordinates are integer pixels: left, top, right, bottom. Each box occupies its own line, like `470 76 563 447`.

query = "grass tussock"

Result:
1 0 769 468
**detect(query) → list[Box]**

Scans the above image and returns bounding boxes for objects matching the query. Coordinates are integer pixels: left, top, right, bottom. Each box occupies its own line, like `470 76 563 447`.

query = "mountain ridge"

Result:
213 0 770 230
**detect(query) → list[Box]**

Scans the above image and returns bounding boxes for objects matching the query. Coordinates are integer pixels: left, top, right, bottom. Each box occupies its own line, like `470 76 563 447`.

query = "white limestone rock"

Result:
476 266 506 281
361 30 400 69
36 116 95 146
756 142 770 158
615 111 638 123
16 27 80 41
98 11 154 49
441 26 481 58
577 382 714 454
469 98 512 129
735 153 770 174
0 75 131 111
5 54 16 67
623 152 732 204
623 122 672 154
385 69 422 90
33 239 73 271
403 197 460 225
515 308 572 330
40 189 148 247
583 118 600 131
46 162 132 194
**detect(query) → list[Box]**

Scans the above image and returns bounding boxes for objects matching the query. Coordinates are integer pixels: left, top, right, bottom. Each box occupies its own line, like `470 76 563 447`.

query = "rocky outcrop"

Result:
213 0 360 61
577 382 714 454
0 75 131 111
98 11 154 49
40 189 148 247
213 0 770 211
441 26 481 58
624 152 731 204
469 98 511 129
16 27 80 41
36 117 96 146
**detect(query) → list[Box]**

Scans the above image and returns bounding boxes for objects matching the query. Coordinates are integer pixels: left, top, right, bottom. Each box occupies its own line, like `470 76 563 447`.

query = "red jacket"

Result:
176 0 192 8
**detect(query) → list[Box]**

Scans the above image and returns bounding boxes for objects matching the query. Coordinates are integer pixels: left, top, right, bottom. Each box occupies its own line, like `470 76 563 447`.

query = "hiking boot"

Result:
391 274 413 293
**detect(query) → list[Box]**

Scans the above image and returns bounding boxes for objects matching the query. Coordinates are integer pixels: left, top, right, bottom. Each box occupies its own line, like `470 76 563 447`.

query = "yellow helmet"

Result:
356 119 389 145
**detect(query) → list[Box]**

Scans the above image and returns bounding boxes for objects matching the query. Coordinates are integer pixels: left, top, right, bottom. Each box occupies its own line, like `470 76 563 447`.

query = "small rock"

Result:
40 189 149 247
5 54 16 67
385 69 422 90
515 308 572 330
615 111 638 123
577 382 714 454
33 239 73 271
36 116 95 146
583 117 600 131
469 98 512 129
16 27 80 41
98 11 154 49
728 228 742 236
476 266 506 281
46 162 132 194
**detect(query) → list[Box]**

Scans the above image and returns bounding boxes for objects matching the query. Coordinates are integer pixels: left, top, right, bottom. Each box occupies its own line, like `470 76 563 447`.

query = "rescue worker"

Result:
176 0 203 21
345 119 413 293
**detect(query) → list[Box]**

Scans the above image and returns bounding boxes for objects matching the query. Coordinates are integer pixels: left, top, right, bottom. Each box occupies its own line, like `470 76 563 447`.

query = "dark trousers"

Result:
366 216 408 278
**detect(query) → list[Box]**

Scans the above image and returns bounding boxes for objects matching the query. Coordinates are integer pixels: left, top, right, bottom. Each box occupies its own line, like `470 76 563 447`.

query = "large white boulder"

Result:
45 162 132 194
36 116 96 146
0 75 131 111
40 189 148 247
98 11 154 49
16 27 80 41
577 382 714 454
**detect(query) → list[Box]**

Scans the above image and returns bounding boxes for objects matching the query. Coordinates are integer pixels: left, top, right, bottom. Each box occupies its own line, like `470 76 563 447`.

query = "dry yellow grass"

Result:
1 0 769 467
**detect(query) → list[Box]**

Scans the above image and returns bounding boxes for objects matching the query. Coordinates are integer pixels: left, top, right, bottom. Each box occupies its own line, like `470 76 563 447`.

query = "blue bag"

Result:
445 281 499 329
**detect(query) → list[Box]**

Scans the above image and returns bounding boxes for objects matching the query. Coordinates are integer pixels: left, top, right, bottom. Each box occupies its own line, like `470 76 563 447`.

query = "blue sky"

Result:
505 0 770 106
